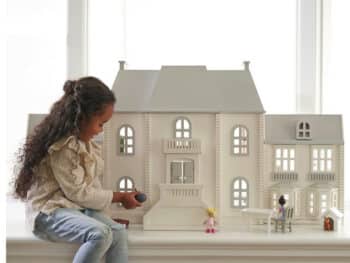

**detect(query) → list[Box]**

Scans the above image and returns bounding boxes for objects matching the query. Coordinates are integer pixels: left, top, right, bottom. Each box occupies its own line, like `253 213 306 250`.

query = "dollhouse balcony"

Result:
272 172 298 182
308 172 336 182
159 184 204 207
163 139 201 154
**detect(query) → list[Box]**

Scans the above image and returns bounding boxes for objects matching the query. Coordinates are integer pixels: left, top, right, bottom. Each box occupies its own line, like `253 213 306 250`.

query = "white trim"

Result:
296 0 324 114
67 0 88 79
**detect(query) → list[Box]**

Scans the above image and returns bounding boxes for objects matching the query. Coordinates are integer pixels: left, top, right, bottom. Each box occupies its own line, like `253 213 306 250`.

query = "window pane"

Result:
183 120 190 129
127 127 133 136
234 128 240 137
176 120 182 129
176 131 182 138
7 0 67 192
241 128 247 137
327 160 332 171
183 131 190 138
290 149 295 159
234 180 240 189
327 149 332 159
120 127 125 136
127 179 133 189
275 148 281 158
241 180 247 190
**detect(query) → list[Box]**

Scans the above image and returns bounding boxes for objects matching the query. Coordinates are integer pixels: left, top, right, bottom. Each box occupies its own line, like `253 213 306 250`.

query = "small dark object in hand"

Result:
135 193 147 203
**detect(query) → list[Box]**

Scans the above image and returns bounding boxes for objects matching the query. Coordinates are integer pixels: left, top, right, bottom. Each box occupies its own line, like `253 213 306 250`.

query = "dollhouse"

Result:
103 61 344 230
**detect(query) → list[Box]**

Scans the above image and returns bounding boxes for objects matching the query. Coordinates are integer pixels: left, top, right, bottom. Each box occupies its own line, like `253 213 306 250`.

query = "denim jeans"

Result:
33 208 128 263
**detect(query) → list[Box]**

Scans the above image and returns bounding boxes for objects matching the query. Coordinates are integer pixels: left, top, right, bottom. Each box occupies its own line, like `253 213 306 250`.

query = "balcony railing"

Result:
272 172 298 182
159 184 204 207
308 172 335 182
163 139 201 154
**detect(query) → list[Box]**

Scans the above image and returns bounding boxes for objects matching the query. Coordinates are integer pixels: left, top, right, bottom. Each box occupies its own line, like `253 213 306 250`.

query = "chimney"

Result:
119 60 126 71
243 61 250 71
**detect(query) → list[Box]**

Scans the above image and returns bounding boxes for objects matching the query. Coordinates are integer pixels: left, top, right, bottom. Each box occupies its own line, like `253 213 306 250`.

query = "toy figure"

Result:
277 195 286 219
324 217 333 231
204 208 217 233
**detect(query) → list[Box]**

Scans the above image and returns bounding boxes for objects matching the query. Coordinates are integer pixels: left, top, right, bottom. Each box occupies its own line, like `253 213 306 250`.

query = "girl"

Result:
13 76 141 263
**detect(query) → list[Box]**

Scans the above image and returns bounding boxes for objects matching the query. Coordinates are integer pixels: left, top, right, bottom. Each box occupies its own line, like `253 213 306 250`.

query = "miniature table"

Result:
241 208 275 233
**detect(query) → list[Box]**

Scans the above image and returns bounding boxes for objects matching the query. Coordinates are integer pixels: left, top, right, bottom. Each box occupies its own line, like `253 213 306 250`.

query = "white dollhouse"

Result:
103 61 344 230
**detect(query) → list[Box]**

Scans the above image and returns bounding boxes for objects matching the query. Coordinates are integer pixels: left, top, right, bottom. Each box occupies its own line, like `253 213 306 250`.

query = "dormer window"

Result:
175 117 191 139
118 125 135 155
296 121 312 140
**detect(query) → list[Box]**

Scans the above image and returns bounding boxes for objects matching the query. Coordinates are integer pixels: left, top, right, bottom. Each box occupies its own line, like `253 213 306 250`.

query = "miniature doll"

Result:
204 208 217 233
276 195 286 219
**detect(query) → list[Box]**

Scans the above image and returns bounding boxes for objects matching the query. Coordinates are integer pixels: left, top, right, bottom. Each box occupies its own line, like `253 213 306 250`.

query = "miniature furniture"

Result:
241 208 275 233
272 207 294 232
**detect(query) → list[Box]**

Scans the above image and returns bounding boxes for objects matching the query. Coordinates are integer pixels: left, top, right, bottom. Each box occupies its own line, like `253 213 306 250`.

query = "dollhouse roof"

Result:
112 64 264 113
265 115 343 145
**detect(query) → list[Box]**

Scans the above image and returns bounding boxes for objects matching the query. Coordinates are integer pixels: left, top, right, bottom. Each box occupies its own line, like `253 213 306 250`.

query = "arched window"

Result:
175 117 191 139
232 177 249 208
117 176 135 192
296 121 311 140
232 126 248 155
119 125 134 155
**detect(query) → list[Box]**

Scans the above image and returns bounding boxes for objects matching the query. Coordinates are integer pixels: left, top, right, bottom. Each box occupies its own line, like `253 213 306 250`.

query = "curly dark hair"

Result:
13 76 116 200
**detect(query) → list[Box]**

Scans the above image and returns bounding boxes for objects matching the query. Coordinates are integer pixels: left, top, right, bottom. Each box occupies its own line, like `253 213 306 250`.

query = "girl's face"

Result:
79 103 114 142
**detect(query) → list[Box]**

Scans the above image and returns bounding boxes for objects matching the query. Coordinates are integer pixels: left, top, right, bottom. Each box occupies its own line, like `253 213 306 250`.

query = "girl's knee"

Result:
89 225 113 244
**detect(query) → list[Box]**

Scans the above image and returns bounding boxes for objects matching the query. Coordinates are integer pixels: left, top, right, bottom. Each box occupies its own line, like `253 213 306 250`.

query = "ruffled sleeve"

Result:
48 136 113 210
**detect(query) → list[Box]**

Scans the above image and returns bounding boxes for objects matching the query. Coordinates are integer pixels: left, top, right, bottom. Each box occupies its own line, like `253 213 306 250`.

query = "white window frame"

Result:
170 159 194 184
312 147 333 172
174 117 192 139
296 121 312 140
232 177 249 208
232 126 249 156
118 125 135 155
117 176 135 192
274 147 296 172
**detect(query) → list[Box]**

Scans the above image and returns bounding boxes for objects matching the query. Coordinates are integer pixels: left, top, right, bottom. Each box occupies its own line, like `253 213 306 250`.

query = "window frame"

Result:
311 146 333 173
117 176 135 192
118 125 135 155
174 117 192 139
232 125 249 156
274 146 296 172
232 177 249 209
170 159 194 184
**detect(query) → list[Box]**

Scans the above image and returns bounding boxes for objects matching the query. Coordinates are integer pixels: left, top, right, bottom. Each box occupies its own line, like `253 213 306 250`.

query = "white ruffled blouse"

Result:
26 136 113 230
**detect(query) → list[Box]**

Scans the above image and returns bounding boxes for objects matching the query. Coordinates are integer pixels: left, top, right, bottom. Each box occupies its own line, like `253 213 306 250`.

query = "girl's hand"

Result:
113 191 142 209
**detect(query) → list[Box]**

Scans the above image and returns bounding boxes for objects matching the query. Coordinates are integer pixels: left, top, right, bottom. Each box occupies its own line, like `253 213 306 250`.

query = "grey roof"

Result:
112 65 264 113
265 115 344 145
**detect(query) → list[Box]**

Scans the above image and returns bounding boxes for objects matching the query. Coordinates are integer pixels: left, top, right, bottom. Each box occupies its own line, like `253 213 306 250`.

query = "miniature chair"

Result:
273 207 294 232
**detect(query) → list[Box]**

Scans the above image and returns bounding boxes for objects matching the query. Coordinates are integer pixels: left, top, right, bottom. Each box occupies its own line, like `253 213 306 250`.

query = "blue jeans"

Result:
33 208 128 263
